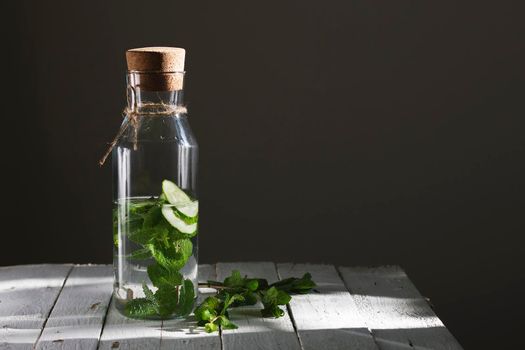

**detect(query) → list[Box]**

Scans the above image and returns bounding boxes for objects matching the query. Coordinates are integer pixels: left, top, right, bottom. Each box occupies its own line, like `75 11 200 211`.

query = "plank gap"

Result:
96 290 114 348
32 265 74 347
275 264 304 350
277 263 379 350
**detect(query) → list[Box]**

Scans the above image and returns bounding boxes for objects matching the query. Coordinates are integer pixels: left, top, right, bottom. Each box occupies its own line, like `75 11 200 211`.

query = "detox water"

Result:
113 195 198 319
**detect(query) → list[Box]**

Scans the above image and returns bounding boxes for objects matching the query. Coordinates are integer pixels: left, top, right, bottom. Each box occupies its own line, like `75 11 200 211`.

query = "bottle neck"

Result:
126 71 185 111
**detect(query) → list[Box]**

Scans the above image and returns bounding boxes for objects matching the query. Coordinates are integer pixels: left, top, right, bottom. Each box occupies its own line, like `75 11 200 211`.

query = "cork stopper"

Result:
126 47 186 91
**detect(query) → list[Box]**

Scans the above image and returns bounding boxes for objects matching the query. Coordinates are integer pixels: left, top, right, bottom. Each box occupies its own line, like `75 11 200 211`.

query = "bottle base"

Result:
114 295 198 320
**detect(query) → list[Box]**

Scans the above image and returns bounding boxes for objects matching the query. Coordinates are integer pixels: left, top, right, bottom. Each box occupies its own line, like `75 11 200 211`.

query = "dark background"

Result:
6 1 524 348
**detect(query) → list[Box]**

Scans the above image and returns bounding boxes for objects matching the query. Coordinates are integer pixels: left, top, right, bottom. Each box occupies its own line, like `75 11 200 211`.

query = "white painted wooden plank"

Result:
0 264 72 350
159 264 221 350
277 263 379 350
338 266 463 350
97 298 161 350
35 265 113 350
216 262 301 350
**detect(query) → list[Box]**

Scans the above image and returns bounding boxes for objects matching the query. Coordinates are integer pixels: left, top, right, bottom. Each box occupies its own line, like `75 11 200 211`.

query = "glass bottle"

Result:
111 47 198 319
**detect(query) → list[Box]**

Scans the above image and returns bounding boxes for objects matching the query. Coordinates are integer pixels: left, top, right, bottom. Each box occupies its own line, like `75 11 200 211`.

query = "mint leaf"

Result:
129 227 167 245
245 279 259 291
148 239 192 271
194 295 239 333
147 264 182 288
224 270 244 288
125 298 158 319
205 322 219 333
269 273 316 294
221 292 245 313
155 285 178 317
129 199 157 215
143 205 163 228
217 315 238 329
261 304 285 318
142 283 156 303
195 296 220 324
129 247 152 260
112 209 119 247
175 279 195 316
260 287 291 318
216 271 261 307
176 239 193 260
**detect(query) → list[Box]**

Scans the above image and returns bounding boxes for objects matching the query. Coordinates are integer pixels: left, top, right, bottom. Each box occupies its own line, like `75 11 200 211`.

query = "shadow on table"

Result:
296 326 461 349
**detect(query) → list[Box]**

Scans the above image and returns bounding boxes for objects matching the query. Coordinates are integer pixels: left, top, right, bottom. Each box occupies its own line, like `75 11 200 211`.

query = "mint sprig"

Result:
195 270 316 333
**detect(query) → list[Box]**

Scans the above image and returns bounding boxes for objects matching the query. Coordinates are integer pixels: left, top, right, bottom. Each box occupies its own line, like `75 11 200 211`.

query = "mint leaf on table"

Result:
194 293 242 333
260 286 291 318
205 322 219 333
223 270 244 288
222 270 261 291
216 270 263 307
194 296 220 323
221 292 245 312
269 273 316 294
217 315 237 330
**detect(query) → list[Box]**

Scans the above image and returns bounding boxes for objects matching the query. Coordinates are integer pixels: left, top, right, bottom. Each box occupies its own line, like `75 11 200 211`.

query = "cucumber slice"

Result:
162 180 191 204
175 201 199 218
161 206 197 234
162 180 198 218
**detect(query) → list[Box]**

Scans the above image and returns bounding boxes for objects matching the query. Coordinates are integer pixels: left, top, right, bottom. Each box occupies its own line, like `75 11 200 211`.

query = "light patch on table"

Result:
277 263 379 350
0 264 72 349
160 264 221 350
217 262 301 350
34 265 113 350
338 266 463 350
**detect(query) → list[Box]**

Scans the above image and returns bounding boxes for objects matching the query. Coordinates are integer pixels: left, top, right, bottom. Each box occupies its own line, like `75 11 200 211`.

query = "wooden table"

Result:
0 263 462 350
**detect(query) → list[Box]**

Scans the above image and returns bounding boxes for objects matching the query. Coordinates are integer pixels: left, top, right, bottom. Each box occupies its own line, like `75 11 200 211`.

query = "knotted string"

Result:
99 103 188 166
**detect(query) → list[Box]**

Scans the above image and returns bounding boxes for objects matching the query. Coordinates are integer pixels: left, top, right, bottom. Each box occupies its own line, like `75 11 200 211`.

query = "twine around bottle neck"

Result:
99 102 188 166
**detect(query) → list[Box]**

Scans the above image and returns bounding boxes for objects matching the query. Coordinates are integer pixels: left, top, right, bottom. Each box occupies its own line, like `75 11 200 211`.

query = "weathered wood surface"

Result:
0 263 462 350
0 264 72 350
277 263 378 350
338 266 462 350
35 265 113 350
